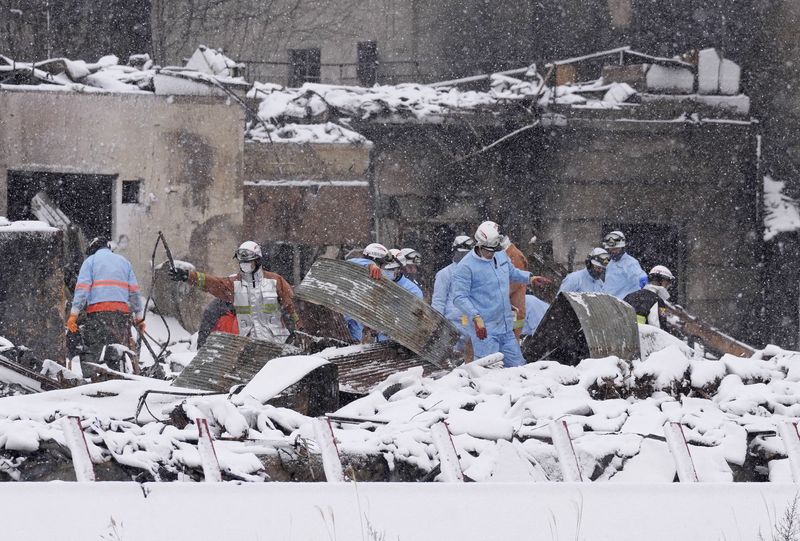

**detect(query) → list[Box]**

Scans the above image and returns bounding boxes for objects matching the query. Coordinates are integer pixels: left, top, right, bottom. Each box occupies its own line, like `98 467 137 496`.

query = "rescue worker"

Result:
169 241 300 343
558 247 610 294
397 247 423 291
452 221 549 367
624 265 675 329
432 235 475 353
522 293 550 336
601 231 647 299
375 254 423 342
66 236 145 366
502 236 531 339
345 243 396 342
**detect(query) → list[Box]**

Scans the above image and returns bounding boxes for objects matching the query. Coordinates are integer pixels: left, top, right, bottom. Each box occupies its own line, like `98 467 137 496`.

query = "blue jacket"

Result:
558 268 604 294
394 275 423 299
71 248 144 317
602 252 647 299
344 258 375 341
375 275 423 342
522 294 550 335
452 249 531 336
432 262 463 323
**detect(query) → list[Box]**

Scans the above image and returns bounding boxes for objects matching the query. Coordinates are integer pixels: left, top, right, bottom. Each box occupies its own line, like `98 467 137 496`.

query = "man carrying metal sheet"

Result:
452 221 550 368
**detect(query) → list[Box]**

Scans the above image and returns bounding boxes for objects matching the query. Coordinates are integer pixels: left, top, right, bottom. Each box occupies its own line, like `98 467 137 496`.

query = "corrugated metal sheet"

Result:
523 292 640 365
296 300 353 343
294 258 460 369
321 343 444 396
171 332 301 391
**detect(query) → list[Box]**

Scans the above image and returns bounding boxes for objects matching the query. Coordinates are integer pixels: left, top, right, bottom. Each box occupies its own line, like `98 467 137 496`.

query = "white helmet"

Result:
649 265 675 282
474 221 504 251
234 240 262 261
602 230 626 249
586 247 610 268
363 242 392 265
398 248 421 266
452 235 475 252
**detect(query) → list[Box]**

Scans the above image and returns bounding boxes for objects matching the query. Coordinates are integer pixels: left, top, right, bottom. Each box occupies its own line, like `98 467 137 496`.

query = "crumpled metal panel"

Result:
523 292 640 365
294 258 460 368
172 332 301 391
320 343 444 396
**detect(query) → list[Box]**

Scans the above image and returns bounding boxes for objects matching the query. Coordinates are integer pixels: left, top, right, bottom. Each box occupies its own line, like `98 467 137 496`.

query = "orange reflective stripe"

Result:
87 301 131 314
75 283 91 290
90 280 139 290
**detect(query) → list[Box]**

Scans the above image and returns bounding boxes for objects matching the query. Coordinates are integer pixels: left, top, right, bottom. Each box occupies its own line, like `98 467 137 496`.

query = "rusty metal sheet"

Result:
294 258 460 369
296 301 353 344
171 332 300 391
320 343 443 396
523 292 640 365
663 303 755 358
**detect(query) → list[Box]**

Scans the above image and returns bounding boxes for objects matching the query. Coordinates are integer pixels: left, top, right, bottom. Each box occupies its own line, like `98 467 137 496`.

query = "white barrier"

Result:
0 483 797 541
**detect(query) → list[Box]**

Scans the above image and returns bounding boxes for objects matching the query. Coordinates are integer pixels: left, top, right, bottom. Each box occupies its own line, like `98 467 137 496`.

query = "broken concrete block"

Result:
719 59 741 95
0 222 66 363
698 48 721 94
646 65 694 94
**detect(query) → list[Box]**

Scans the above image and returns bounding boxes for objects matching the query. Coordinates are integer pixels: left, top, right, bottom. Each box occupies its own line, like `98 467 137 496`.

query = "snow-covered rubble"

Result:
0 323 799 483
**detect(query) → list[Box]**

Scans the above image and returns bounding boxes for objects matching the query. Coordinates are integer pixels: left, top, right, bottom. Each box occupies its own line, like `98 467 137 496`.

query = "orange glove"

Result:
531 275 553 287
134 318 146 333
66 314 79 333
473 315 487 340
368 264 382 280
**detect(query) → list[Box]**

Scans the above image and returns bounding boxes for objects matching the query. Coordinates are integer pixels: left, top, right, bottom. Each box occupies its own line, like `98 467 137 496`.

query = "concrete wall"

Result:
0 226 66 361
362 120 762 344
0 88 245 287
532 122 760 342
242 141 372 281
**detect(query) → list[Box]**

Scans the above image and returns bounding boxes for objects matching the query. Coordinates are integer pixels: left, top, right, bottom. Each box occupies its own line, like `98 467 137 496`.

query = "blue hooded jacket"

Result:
432 262 462 323
602 252 647 298
558 268 604 294
452 249 531 335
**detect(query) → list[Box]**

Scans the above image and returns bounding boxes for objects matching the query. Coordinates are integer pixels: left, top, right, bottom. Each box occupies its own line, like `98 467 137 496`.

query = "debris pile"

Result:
0 320 798 483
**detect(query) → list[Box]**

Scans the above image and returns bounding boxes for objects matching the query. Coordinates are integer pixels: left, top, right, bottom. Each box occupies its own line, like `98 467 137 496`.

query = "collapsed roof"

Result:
1 45 751 145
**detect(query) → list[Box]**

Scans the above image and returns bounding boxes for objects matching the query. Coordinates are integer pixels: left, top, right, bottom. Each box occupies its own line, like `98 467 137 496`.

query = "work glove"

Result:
134 318 146 333
66 314 79 334
169 267 189 282
473 315 487 340
368 264 382 280
531 275 553 287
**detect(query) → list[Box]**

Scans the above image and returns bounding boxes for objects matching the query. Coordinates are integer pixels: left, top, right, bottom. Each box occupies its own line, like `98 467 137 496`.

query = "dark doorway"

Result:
603 222 686 303
357 41 378 86
7 170 115 240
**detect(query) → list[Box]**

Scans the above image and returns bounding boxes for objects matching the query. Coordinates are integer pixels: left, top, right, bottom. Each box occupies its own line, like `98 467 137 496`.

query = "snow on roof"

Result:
764 174 800 241
0 217 58 233
0 322 798 483
0 47 246 95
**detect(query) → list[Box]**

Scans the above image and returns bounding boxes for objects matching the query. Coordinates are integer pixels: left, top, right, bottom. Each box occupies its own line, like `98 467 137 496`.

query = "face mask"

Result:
382 269 397 281
239 261 256 274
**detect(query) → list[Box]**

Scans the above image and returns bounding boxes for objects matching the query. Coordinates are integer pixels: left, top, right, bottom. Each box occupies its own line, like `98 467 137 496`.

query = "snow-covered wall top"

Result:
763 175 800 241
0 217 58 233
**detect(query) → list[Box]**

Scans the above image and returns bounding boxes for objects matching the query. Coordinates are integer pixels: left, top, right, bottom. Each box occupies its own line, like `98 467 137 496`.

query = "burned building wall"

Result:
0 88 244 288
362 119 762 344
0 223 66 361
243 141 372 283
531 122 762 344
